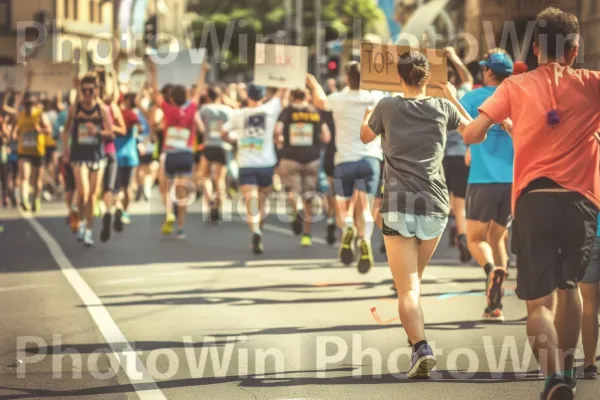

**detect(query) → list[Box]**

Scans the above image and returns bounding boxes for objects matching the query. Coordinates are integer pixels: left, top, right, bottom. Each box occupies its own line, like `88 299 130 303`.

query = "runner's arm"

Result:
191 64 210 105
360 106 377 144
99 105 115 140
194 113 205 139
274 121 284 149
3 90 17 115
445 47 473 89
320 122 331 144
306 73 327 110
110 102 127 136
145 57 162 106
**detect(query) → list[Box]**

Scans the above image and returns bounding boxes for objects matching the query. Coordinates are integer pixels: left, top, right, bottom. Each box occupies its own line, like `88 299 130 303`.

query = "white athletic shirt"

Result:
326 89 384 165
225 97 281 168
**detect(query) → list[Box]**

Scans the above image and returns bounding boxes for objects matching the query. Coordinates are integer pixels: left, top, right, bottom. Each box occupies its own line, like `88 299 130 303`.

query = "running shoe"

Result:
357 239 374 274
487 267 506 311
121 211 131 225
407 343 436 379
457 234 472 263
161 213 176 236
69 209 79 233
83 229 94 247
176 229 186 240
540 376 573 400
114 209 124 232
33 197 41 213
482 306 505 323
252 233 264 255
210 205 220 224
339 226 356 265
301 234 312 247
100 213 112 243
76 223 86 242
291 213 302 236
135 188 143 202
583 364 598 380
326 223 336 245
21 199 31 212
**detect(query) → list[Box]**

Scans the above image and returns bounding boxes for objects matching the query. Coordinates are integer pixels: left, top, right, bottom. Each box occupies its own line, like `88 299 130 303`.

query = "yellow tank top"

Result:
17 107 45 157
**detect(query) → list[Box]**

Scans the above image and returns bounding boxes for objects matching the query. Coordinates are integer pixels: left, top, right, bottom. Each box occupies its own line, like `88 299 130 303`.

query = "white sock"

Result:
327 217 335 225
363 209 374 241
344 216 354 229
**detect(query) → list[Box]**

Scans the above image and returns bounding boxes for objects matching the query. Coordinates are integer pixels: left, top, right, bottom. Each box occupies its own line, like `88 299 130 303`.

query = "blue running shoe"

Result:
407 343 436 379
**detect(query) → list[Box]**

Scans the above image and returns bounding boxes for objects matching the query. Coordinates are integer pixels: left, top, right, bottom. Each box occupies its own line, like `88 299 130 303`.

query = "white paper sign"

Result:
254 44 308 89
0 66 26 91
29 60 78 93
155 48 206 87
128 70 147 93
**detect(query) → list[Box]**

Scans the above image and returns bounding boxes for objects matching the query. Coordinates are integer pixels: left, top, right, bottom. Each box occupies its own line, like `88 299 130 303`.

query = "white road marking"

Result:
0 283 54 292
101 277 147 285
260 222 329 245
22 213 167 400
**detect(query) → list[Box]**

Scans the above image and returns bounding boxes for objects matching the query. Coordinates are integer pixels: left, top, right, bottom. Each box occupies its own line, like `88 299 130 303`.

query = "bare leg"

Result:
581 282 600 367
526 295 561 377
87 170 101 230
452 197 467 236
488 221 509 269
554 288 582 373
467 220 495 268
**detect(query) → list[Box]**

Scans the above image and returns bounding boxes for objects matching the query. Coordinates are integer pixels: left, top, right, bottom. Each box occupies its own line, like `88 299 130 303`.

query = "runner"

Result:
198 87 233 223
320 108 337 245
309 65 383 273
581 216 600 380
443 47 473 262
0 113 10 207
275 87 331 246
146 58 208 239
460 49 514 322
96 68 127 243
222 84 285 254
15 88 52 213
462 7 599 398
115 93 141 225
361 50 471 378
41 96 61 201
62 72 113 246
135 91 156 202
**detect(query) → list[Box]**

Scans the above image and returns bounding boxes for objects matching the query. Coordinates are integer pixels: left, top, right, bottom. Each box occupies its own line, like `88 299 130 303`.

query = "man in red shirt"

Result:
462 7 600 400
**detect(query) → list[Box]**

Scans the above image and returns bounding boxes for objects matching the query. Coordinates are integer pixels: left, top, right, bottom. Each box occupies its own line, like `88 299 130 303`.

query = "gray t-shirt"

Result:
368 96 461 217
445 130 467 157
200 104 233 149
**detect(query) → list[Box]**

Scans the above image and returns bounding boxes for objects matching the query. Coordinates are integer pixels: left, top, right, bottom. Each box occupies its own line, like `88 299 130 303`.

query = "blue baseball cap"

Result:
247 83 266 102
479 52 514 75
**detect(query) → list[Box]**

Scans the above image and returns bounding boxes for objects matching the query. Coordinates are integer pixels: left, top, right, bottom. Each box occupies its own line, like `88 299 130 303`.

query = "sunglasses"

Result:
81 87 95 95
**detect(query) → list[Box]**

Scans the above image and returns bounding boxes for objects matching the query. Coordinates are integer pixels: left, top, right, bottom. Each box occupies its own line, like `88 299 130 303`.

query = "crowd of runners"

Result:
1 6 600 400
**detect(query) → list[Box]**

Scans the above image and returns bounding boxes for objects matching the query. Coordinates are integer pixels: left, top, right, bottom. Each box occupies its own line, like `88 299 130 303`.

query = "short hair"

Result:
346 62 361 90
170 85 187 107
80 73 97 87
160 84 173 103
290 89 306 102
535 7 580 60
397 50 430 87
207 87 219 102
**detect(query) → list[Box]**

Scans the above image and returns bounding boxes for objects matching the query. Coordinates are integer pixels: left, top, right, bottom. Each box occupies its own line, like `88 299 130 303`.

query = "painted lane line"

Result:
245 258 337 267
22 214 167 400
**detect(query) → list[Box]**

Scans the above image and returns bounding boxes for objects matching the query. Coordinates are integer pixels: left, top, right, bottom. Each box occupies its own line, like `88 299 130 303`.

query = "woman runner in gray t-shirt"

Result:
361 50 472 379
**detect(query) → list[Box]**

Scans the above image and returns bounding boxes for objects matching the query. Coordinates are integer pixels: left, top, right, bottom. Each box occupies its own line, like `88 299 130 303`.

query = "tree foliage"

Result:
187 0 382 74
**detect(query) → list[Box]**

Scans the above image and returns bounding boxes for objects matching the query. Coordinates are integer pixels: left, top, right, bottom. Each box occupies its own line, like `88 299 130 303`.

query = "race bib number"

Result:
240 114 266 153
20 131 38 149
208 120 224 139
165 126 191 150
142 137 155 154
77 123 100 145
289 122 314 146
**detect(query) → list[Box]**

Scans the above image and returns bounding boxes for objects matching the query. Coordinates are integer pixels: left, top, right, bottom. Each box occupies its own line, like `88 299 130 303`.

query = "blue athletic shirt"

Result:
115 109 140 167
460 86 514 184
597 214 600 237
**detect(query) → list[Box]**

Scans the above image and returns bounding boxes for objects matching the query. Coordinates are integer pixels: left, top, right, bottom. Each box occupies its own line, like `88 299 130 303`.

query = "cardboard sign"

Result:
28 60 78 93
155 48 206 88
360 42 447 93
254 44 308 89
0 66 26 91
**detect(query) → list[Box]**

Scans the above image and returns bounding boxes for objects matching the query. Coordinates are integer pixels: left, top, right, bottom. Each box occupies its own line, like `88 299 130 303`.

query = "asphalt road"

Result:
0 195 599 400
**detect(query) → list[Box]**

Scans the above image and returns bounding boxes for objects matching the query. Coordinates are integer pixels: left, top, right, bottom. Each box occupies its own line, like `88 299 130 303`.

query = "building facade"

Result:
0 0 113 72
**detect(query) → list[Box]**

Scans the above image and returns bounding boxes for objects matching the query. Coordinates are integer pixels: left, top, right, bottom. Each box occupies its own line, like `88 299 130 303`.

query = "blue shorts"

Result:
239 167 274 188
333 157 381 198
583 237 600 284
381 212 448 241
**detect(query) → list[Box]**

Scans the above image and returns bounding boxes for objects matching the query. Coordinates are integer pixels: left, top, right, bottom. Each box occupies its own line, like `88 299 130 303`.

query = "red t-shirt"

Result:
121 108 140 134
480 63 600 213
161 101 197 151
